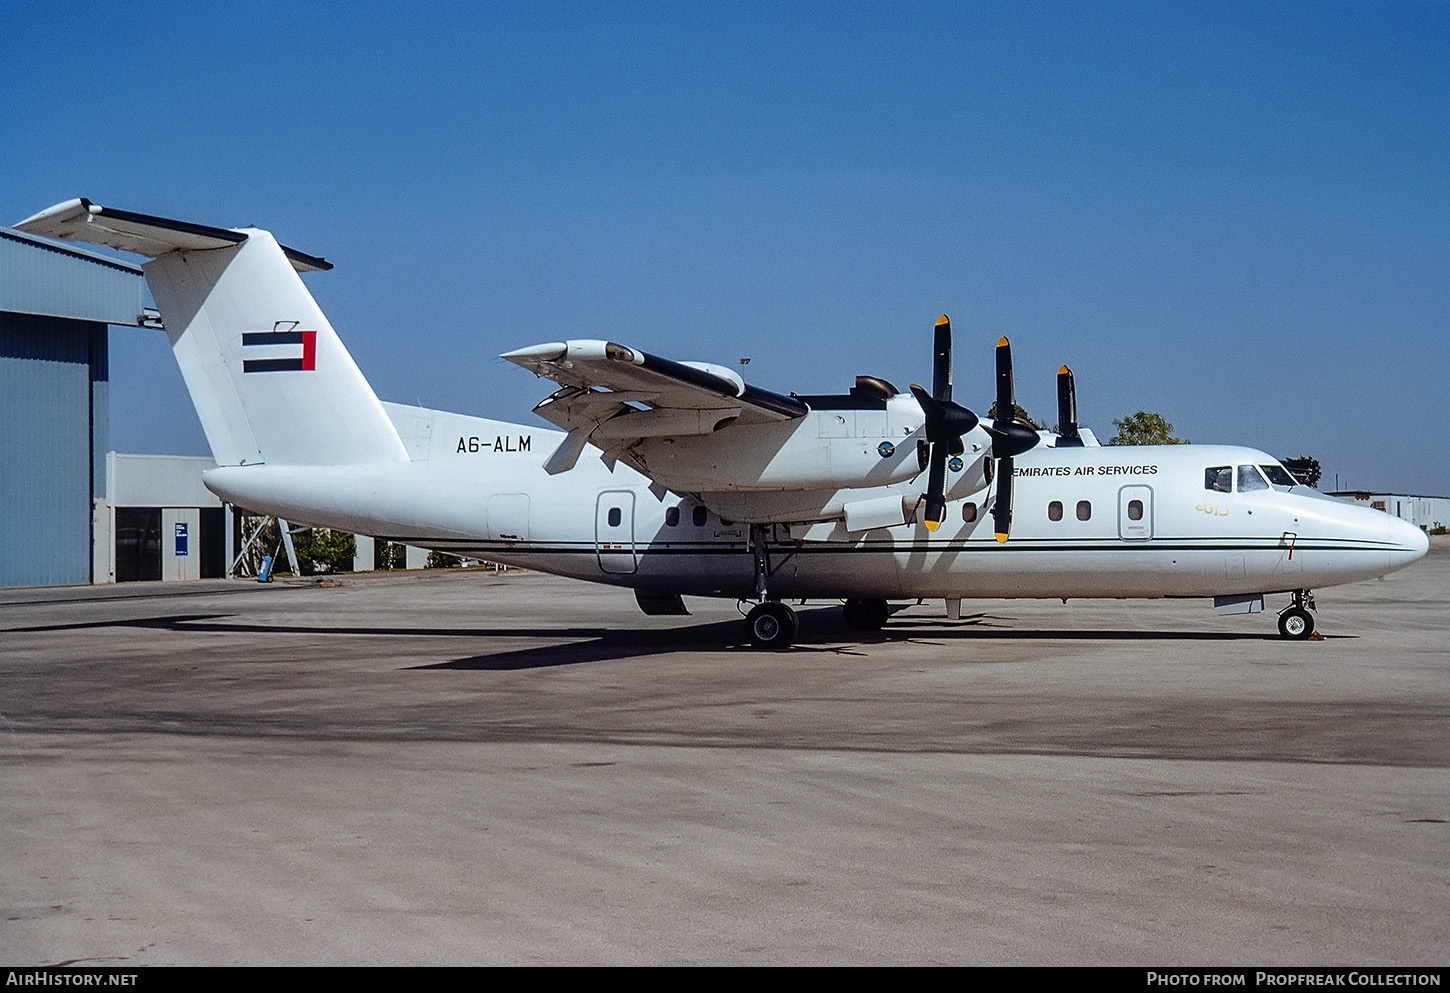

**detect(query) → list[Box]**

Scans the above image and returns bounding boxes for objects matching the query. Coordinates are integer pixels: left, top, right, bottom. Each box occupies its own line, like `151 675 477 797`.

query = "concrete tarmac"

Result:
2 555 1447 966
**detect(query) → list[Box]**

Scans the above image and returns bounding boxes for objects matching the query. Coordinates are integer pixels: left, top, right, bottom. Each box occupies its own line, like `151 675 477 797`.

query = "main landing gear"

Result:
745 601 799 649
842 597 890 631
745 597 894 648
743 524 896 648
1277 590 1317 640
744 523 799 648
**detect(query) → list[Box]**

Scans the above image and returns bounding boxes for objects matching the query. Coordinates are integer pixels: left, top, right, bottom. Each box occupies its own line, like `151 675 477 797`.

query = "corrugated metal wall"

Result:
0 312 106 586
0 229 143 325
0 227 141 587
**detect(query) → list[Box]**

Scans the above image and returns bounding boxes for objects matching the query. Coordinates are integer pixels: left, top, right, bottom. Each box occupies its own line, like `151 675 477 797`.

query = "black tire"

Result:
747 602 798 648
1278 606 1315 640
857 598 890 630
843 598 889 631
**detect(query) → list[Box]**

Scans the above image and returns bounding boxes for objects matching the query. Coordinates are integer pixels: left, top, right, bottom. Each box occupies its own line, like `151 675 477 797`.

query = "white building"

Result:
1326 491 1449 532
100 452 432 583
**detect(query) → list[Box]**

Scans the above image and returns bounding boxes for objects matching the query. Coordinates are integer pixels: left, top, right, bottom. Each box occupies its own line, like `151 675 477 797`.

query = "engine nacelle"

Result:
632 394 950 494
700 448 991 526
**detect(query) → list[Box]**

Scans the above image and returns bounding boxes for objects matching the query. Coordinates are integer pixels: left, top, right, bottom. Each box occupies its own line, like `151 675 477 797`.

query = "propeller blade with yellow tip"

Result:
1056 365 1084 447
980 336 1040 541
913 314 979 532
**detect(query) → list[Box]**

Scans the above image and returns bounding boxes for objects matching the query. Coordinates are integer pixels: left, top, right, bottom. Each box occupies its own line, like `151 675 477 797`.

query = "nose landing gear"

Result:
1277 590 1317 640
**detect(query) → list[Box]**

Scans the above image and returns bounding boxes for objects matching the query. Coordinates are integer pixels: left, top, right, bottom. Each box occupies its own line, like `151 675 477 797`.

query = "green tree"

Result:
375 541 404 570
1279 455 1322 488
1108 411 1189 446
291 528 357 574
426 550 463 568
235 519 357 576
987 401 1040 429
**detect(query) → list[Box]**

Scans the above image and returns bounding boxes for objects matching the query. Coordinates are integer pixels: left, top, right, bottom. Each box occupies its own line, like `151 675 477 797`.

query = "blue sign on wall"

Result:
175 522 189 556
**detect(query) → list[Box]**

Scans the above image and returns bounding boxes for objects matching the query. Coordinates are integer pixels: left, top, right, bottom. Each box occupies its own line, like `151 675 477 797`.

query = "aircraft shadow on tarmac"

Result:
418 607 1292 671
6 607 1304 673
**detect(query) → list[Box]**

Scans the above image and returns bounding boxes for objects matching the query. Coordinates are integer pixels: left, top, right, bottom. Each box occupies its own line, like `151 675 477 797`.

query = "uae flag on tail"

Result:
242 330 317 372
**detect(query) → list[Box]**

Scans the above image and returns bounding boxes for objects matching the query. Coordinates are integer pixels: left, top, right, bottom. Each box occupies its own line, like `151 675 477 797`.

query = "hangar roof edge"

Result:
2 225 147 327
1 225 145 274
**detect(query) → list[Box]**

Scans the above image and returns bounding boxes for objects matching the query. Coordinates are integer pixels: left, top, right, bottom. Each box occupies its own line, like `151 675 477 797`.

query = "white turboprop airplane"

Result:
17 199 1429 647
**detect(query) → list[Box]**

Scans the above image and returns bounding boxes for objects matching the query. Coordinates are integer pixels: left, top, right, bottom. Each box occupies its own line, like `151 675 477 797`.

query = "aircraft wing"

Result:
503 339 808 473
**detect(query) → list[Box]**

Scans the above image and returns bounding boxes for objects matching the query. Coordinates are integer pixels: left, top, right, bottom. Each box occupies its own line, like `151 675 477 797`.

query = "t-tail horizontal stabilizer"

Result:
16 199 408 468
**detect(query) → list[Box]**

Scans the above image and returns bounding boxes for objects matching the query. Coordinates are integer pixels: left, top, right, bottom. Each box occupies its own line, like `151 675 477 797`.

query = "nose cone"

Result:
1385 514 1431 572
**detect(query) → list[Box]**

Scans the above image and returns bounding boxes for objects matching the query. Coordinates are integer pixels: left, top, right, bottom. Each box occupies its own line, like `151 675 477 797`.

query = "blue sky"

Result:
5 1 1446 493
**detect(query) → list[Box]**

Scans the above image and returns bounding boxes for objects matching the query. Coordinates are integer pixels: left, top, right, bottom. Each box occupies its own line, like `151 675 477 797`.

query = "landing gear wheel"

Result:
1278 606 1315 640
747 601 798 649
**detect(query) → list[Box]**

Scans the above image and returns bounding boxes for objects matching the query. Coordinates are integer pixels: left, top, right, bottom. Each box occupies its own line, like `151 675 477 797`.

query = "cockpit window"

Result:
1260 464 1298 488
1237 464 1269 492
1205 466 1232 493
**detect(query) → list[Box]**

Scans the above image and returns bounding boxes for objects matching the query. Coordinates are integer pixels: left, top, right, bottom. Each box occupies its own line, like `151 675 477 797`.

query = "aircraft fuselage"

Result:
203 404 1427 604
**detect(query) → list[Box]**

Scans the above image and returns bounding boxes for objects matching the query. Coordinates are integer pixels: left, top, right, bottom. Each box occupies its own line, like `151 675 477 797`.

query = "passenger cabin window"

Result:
1205 466 1232 492
665 506 679 527
607 507 622 527
692 506 708 527
1076 500 1091 521
1237 465 1269 492
1128 499 1144 521
962 502 977 523
1048 500 1063 521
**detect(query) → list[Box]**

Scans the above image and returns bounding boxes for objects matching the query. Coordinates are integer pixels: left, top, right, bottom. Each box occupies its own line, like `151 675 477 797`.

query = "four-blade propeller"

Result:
909 315 1042 541
908 316 980 531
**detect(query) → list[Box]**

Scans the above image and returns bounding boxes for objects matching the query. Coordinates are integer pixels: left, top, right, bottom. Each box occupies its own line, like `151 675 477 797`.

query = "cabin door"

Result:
595 491 638 574
1118 485 1154 541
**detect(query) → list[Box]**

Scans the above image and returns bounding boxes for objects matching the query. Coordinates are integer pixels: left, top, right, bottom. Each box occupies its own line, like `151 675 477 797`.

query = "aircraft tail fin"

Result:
14 199 408 467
